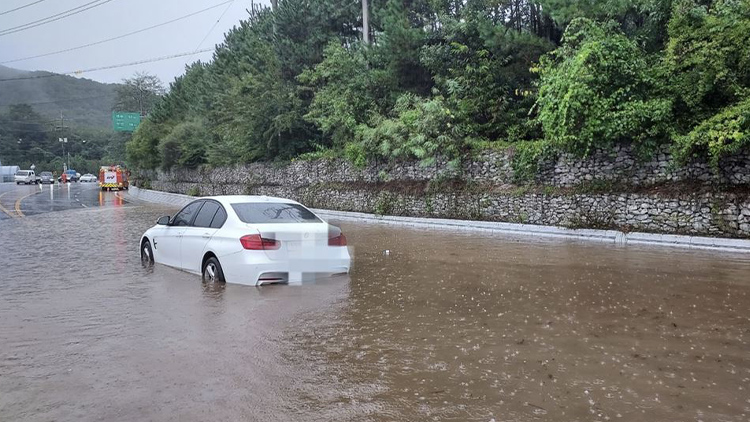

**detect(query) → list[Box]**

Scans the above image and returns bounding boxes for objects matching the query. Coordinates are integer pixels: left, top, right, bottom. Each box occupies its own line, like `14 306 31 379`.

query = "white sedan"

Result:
79 173 97 182
140 196 351 286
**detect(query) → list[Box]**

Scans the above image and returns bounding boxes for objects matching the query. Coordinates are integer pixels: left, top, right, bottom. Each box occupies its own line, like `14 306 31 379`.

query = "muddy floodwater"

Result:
1 194 750 421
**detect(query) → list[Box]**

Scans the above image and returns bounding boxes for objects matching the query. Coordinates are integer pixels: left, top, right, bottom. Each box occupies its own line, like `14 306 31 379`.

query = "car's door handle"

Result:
201 233 211 239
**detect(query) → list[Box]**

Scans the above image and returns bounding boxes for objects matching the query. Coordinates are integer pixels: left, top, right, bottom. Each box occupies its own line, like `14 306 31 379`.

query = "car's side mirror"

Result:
157 216 171 225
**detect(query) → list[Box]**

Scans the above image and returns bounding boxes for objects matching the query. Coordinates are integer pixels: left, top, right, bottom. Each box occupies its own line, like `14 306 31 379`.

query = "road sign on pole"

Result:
112 112 141 132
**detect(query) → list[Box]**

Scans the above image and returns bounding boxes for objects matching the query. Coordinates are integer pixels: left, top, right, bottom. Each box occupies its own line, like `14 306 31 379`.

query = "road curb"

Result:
126 186 750 253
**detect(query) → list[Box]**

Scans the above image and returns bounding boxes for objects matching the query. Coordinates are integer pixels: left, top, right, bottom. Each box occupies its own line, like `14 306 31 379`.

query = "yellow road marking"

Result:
0 191 16 218
15 191 40 217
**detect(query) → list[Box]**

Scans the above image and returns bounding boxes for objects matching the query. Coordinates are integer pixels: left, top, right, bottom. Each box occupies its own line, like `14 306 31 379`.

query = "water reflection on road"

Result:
1 195 749 421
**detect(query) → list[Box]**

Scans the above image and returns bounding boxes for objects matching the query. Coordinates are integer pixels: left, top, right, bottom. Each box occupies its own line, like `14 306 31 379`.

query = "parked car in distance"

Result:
15 170 38 184
39 171 54 184
139 196 351 286
58 169 78 182
79 173 97 182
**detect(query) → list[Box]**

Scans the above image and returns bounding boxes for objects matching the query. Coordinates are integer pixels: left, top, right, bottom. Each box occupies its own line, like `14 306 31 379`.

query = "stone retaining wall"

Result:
146 145 750 238
152 144 750 189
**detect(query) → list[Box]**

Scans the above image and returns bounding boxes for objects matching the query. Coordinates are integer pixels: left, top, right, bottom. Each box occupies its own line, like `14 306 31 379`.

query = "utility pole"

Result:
270 0 277 12
55 111 69 132
56 111 70 172
362 0 370 44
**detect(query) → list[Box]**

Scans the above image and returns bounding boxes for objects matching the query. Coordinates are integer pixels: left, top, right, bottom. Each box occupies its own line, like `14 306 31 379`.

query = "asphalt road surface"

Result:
0 182 121 220
1 186 750 421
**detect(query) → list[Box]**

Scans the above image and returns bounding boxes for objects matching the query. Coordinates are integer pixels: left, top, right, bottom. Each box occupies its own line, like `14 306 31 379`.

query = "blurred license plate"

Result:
286 241 301 251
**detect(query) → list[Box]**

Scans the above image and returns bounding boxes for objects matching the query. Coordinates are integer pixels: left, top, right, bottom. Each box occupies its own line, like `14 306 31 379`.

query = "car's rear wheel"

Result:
141 240 154 267
202 257 225 283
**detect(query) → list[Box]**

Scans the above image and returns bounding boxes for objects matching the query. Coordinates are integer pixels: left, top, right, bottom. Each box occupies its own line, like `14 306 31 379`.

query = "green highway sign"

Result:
112 112 141 132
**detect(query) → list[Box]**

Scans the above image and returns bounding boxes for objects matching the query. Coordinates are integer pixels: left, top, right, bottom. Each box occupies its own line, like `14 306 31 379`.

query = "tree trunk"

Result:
362 0 370 44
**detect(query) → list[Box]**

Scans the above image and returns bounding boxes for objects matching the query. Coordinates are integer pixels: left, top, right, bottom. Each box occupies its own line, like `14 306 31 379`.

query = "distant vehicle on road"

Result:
15 170 38 184
58 169 78 183
99 165 129 190
39 172 54 184
139 196 351 286
79 173 97 183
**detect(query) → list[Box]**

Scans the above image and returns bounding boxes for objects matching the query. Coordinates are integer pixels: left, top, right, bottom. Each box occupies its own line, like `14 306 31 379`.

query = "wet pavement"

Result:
0 182 111 220
1 185 749 421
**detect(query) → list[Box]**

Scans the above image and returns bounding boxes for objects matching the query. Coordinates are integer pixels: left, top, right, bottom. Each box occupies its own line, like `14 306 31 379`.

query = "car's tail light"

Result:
240 234 281 250
328 233 347 246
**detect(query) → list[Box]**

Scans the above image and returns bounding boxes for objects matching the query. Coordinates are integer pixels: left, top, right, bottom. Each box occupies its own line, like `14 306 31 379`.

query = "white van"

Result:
15 170 38 184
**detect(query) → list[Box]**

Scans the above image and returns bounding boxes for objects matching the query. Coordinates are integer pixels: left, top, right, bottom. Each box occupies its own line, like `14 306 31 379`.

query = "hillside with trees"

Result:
127 0 750 178
0 65 119 129
0 103 130 173
0 72 164 173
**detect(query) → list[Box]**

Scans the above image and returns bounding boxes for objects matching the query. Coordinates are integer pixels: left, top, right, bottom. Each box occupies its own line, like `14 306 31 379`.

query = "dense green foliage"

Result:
127 0 750 175
534 18 672 157
667 0 750 165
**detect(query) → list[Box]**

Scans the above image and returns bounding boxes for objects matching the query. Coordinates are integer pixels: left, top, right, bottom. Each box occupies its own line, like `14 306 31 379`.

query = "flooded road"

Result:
0 182 113 220
1 187 749 421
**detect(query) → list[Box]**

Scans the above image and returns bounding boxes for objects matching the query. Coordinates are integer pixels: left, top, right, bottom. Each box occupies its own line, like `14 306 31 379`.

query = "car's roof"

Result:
201 195 301 206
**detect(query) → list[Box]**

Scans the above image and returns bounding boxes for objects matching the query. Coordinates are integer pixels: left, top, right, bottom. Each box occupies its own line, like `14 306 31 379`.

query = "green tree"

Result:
299 42 397 149
667 0 750 165
534 18 672 157
114 72 166 116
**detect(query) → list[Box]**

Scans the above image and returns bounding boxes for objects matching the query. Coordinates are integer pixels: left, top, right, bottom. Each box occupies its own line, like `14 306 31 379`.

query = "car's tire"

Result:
141 240 154 267
202 257 225 283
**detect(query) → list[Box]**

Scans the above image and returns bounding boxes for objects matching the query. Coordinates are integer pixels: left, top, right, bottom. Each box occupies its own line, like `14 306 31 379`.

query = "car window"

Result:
210 207 227 228
192 201 221 228
231 203 321 224
171 201 203 227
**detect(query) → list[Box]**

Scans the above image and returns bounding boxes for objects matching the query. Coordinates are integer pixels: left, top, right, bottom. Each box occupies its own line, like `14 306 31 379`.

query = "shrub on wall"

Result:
534 18 672 158
511 140 554 183
673 98 750 168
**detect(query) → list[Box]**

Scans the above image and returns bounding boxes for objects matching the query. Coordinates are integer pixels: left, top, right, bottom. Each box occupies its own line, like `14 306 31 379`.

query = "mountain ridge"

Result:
0 65 119 129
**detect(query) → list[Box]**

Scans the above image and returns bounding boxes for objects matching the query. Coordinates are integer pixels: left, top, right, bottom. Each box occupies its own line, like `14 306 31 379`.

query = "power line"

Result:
0 49 214 82
1 120 53 125
194 0 235 53
0 0 116 38
0 94 113 107
1 0 232 65
0 0 46 16
0 0 111 35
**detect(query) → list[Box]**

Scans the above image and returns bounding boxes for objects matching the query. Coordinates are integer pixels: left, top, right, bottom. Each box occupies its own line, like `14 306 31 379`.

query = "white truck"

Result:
14 170 39 184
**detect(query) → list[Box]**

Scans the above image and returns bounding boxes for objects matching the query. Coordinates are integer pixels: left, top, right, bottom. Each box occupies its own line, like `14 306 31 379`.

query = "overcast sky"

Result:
0 0 270 86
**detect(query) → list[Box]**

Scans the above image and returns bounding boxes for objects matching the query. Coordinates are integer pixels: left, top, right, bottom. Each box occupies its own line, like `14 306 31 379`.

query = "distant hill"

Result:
0 65 119 129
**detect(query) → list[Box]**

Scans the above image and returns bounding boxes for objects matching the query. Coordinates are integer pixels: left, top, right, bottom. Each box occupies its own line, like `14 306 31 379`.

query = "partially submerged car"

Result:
79 173 97 182
140 196 351 286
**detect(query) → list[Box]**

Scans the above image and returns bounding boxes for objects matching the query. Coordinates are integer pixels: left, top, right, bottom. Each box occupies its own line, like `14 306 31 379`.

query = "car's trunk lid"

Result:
250 223 330 261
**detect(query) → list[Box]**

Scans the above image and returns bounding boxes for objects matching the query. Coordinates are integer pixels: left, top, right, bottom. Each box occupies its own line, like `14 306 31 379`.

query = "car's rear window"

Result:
41 172 52 176
231 203 321 224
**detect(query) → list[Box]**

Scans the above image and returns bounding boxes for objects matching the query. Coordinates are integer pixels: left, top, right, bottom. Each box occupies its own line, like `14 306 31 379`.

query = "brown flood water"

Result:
1 198 749 421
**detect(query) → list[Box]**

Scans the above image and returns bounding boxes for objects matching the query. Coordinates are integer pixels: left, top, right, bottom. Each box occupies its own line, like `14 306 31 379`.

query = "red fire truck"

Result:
99 165 130 191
